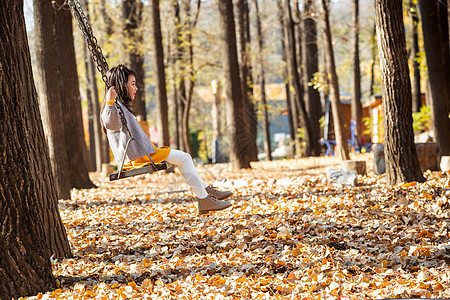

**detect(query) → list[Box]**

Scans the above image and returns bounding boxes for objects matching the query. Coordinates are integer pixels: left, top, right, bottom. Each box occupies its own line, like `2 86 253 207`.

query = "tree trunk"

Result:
277 0 295 144
34 0 71 199
369 23 377 96
99 0 112 164
82 0 102 172
55 0 96 189
302 0 322 156
419 0 450 156
374 0 425 185
181 0 201 156
237 0 259 162
170 1 181 150
1 2 71 297
351 0 363 141
253 0 272 161
123 0 146 121
320 0 350 160
218 0 251 169
409 0 421 113
283 0 313 157
150 0 170 147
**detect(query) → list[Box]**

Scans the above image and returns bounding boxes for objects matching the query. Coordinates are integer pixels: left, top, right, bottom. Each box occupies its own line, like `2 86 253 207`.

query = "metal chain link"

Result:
67 0 109 84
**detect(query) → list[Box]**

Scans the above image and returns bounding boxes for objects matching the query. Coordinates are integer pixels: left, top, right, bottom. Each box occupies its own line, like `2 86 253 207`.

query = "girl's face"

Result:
126 74 138 101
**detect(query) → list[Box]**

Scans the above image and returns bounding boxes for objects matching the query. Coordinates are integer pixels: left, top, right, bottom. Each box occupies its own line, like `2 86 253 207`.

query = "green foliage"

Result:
412 105 431 132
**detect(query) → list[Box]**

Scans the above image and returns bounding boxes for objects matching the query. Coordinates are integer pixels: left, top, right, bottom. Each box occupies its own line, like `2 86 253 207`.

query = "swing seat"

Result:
109 161 168 181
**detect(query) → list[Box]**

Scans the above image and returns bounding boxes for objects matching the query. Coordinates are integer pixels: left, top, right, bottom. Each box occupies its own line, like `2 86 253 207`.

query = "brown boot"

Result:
198 194 232 214
205 186 233 200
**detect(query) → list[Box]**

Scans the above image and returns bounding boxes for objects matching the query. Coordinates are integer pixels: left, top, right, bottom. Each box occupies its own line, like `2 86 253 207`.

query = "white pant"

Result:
166 150 208 198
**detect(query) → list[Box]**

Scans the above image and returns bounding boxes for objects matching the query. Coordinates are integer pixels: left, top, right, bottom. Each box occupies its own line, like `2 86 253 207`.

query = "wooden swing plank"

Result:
109 162 168 181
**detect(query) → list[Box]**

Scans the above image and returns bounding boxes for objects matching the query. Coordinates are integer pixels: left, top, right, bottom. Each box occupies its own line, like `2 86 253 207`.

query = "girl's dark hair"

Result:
100 64 136 133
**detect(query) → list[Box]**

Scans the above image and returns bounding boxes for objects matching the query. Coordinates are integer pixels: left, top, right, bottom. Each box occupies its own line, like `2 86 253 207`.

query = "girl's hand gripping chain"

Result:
106 86 117 104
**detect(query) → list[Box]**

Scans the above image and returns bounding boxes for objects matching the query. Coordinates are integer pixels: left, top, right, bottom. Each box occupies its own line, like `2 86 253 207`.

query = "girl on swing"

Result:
101 64 232 214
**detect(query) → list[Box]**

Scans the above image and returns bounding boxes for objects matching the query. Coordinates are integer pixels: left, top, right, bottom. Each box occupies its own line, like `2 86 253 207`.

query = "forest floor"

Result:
26 153 450 300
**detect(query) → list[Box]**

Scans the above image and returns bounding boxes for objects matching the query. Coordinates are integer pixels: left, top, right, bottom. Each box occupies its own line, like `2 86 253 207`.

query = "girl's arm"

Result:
101 86 122 131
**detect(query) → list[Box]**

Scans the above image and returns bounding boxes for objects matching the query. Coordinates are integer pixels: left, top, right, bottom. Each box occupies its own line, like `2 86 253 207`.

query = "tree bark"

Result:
419 0 450 156
237 0 259 162
409 0 421 113
218 0 251 169
82 0 102 172
302 0 322 156
283 0 313 157
34 0 71 199
1 2 71 297
55 0 96 189
277 0 295 144
369 23 377 96
150 0 170 147
181 0 201 156
320 0 350 160
351 0 363 141
169 1 181 150
374 0 425 185
253 0 272 161
123 0 147 121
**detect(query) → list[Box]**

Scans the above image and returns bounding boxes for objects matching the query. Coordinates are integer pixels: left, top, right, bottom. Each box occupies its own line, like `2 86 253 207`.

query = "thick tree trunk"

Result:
123 0 147 121
419 0 450 156
151 0 170 146
237 0 259 162
302 0 322 156
1 2 71 297
283 0 313 157
351 0 363 141
409 0 421 113
320 0 350 160
253 0 272 161
55 1 96 189
34 0 71 199
218 0 251 169
374 0 425 185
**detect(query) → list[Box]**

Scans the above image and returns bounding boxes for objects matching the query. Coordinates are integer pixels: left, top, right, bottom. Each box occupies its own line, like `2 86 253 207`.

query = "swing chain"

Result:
67 0 109 84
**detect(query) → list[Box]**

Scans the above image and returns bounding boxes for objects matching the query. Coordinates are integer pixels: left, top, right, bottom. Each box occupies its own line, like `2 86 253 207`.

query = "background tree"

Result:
218 0 251 169
283 0 313 157
253 0 272 161
320 0 350 160
123 0 147 121
276 0 295 145
374 0 425 185
302 0 322 156
419 0 450 156
409 0 421 114
82 0 102 172
150 0 170 147
55 0 96 189
34 0 71 199
180 0 201 156
1 2 71 297
351 0 363 141
169 0 183 150
237 0 258 162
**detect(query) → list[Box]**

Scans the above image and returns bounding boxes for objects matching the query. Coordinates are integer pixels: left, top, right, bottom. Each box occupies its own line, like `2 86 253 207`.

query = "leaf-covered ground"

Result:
26 154 450 299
